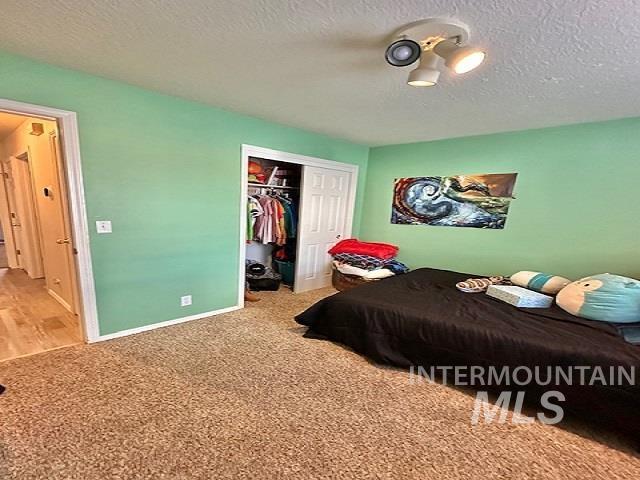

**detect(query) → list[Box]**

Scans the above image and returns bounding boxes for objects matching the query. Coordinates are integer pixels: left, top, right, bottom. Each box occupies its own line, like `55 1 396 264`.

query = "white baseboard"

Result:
48 288 73 312
92 304 242 343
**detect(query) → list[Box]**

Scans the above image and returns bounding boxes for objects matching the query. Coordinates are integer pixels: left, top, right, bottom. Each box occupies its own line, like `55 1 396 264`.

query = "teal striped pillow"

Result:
510 271 571 295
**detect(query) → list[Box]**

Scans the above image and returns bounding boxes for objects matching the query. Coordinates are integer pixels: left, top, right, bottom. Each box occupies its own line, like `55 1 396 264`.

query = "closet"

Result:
246 157 301 290
243 149 356 296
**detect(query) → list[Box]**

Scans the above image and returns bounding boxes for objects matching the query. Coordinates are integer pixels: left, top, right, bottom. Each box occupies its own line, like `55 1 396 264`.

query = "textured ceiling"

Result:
0 112 27 140
1 0 639 145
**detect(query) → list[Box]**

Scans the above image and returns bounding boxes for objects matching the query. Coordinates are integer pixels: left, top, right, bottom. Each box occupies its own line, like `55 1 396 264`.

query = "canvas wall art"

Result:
391 173 518 229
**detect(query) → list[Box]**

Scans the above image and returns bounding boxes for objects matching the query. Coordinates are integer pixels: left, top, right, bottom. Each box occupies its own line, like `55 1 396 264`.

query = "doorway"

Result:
240 145 358 306
0 102 96 361
0 218 7 268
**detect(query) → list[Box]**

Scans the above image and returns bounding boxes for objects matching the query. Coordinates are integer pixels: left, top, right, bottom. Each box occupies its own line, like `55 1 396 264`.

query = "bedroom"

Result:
0 1 639 479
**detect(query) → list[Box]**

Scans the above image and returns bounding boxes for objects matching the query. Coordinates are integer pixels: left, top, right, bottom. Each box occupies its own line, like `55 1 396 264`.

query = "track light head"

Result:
385 39 421 67
407 52 440 87
433 40 486 74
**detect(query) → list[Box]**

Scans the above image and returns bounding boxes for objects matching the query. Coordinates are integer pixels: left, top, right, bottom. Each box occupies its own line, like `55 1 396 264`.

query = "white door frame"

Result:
239 144 358 307
0 98 100 342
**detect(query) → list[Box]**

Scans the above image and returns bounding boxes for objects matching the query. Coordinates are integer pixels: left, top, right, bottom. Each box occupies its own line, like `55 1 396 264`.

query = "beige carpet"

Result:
0 288 638 479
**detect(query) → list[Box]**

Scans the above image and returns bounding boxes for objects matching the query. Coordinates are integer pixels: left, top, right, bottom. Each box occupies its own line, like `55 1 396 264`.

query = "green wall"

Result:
361 118 640 280
0 51 368 335
3 48 638 335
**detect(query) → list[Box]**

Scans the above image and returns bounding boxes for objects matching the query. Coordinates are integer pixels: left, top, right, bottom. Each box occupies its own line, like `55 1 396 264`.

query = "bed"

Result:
296 268 640 443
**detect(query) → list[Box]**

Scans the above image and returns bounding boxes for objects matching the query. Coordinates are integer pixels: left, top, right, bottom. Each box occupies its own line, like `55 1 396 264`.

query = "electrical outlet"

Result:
180 295 192 307
96 220 112 234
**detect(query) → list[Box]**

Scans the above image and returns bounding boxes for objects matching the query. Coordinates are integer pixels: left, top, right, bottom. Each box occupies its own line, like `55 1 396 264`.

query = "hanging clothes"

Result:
254 195 274 244
273 198 286 246
280 198 297 238
248 193 298 245
247 196 263 243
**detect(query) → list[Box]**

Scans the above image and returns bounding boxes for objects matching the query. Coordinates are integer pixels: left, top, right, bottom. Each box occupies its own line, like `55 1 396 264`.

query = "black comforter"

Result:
296 268 640 441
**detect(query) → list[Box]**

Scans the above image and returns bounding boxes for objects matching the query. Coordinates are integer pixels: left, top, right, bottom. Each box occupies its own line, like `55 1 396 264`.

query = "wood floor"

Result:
0 243 8 268
0 268 82 362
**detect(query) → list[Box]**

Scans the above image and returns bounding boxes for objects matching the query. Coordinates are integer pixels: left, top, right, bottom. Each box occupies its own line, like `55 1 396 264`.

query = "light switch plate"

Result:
96 220 112 234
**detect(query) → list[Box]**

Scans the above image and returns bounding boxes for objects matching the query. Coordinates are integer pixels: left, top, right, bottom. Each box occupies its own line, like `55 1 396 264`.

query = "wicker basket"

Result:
331 266 377 292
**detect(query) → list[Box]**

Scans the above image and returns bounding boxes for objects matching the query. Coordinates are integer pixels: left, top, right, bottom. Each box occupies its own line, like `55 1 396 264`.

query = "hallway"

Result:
0 268 82 362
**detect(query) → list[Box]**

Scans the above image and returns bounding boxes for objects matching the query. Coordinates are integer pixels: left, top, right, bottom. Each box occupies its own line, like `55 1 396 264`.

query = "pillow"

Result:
556 273 640 324
510 271 571 295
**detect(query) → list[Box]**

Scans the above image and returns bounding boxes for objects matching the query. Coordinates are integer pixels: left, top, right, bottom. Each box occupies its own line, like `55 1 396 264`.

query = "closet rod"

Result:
248 183 299 190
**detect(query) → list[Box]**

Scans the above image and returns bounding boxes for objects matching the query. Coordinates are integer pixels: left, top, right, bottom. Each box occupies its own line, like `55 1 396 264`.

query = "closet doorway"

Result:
240 145 358 305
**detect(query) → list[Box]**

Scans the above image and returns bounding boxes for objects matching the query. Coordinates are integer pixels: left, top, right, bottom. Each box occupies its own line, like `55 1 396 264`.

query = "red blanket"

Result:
329 239 398 260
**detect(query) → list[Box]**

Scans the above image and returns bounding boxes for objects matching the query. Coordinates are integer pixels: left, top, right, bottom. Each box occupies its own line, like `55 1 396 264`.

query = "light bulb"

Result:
434 40 486 74
452 50 486 74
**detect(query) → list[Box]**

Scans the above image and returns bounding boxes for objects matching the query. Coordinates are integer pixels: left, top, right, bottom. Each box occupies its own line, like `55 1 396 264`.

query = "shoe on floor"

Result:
244 290 261 302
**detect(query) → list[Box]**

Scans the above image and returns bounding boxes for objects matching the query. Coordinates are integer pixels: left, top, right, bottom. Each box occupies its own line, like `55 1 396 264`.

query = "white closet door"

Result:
295 166 351 293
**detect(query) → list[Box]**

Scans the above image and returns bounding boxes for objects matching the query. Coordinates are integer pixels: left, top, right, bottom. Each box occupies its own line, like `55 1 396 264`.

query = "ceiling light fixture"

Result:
385 18 486 87
407 52 440 87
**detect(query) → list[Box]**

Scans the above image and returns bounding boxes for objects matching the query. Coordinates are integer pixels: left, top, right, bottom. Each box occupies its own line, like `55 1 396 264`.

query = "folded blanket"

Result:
333 253 385 270
329 239 398 260
384 259 409 275
333 261 395 279
365 268 396 280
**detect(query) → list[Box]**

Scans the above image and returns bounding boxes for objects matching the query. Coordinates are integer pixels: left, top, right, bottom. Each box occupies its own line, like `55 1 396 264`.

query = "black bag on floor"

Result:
247 277 281 291
246 260 281 291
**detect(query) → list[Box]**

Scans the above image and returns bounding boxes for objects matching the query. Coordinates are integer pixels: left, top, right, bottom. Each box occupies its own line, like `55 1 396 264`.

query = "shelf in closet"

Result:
248 183 299 190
